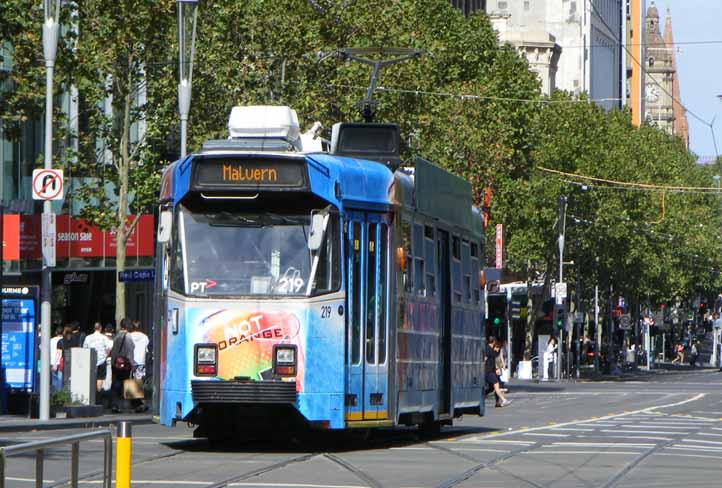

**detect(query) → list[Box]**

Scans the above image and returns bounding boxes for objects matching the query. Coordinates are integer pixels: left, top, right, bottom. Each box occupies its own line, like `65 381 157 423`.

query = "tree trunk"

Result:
114 58 133 329
524 257 554 359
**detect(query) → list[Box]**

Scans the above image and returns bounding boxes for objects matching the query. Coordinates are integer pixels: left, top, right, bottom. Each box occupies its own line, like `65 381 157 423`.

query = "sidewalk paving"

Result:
0 413 154 433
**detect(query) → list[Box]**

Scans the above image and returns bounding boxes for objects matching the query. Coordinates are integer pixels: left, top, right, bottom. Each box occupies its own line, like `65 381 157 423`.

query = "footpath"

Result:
0 413 154 433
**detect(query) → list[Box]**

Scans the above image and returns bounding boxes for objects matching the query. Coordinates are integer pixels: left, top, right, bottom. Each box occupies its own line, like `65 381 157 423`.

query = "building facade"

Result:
643 2 674 134
485 0 623 109
625 0 645 126
0 44 155 333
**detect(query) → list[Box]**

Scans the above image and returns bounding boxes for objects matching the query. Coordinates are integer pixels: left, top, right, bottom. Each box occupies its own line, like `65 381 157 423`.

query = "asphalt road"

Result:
3 369 722 488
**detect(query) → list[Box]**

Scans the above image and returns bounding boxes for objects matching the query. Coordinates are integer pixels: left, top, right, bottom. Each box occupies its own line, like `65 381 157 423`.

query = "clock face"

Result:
646 84 660 103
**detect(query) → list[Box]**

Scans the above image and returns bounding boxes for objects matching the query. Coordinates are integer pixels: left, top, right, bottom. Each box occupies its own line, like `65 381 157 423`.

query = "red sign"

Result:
495 224 503 269
18 214 154 260
2 214 20 261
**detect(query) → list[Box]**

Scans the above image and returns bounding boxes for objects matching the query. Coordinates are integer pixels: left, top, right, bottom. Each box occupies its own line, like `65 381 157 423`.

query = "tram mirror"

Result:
308 213 326 251
158 210 173 243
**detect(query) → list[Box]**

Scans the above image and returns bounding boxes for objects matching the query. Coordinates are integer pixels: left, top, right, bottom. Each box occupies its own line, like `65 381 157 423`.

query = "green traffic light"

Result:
493 317 501 326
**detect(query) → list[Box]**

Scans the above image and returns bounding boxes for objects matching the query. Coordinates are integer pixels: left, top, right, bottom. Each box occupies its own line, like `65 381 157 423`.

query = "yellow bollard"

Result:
116 422 132 488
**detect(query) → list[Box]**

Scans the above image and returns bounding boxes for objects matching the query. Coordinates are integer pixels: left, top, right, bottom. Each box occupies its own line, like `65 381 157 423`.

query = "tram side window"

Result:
170 212 185 294
462 240 471 304
366 223 377 364
313 217 341 292
351 222 362 364
471 242 480 304
413 223 425 296
424 225 436 296
379 224 388 364
452 236 462 303
402 220 413 294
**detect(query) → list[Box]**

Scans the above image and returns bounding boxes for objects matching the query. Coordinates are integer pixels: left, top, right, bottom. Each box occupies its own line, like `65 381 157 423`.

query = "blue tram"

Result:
155 106 485 441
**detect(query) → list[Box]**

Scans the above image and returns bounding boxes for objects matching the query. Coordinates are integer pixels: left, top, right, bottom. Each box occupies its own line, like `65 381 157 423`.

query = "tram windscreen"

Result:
176 205 340 297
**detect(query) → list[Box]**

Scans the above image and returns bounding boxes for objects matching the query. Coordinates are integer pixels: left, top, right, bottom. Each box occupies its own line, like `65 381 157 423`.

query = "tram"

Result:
154 106 485 441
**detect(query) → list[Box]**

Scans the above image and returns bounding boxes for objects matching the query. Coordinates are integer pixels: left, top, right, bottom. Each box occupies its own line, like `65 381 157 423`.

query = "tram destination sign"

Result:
192 156 308 190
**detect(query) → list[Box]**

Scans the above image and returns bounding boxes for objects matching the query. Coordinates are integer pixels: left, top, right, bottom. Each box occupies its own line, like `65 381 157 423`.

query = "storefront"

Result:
2 212 155 333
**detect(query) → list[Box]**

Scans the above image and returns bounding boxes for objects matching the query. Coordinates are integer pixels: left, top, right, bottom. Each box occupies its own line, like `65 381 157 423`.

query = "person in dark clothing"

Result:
485 337 511 408
110 320 136 413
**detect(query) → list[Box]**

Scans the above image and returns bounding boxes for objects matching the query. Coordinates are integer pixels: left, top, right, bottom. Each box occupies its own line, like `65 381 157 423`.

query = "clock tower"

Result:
643 2 676 136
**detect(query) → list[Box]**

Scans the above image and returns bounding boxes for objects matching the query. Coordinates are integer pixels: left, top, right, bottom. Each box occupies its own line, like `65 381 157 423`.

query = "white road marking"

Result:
657 453 722 460
618 424 696 429
522 433 570 438
698 433 722 437
547 442 654 448
667 446 722 452
549 427 595 432
451 438 534 445
680 438 722 445
599 429 687 435
580 435 672 441
466 393 706 441
524 450 642 455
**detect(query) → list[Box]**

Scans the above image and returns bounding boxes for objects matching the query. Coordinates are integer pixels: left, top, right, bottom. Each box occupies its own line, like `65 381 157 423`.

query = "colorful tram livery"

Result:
155 106 485 440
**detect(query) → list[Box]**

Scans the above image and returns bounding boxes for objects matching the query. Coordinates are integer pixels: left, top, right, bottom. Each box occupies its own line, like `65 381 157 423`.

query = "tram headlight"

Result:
194 344 218 376
273 345 297 376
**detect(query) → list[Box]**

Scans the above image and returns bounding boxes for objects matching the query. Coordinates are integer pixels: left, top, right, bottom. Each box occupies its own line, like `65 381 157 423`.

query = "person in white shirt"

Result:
129 320 150 412
83 322 114 392
49 326 63 391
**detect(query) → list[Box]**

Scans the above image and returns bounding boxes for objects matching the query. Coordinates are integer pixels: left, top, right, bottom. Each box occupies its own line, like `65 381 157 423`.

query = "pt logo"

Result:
190 279 217 293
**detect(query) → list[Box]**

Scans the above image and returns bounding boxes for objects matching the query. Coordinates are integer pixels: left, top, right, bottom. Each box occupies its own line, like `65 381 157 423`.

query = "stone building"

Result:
450 0 487 15
485 1 623 109
643 2 675 134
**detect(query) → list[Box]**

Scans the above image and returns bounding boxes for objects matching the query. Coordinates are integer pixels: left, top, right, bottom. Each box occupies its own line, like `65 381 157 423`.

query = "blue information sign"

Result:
118 269 155 282
1 287 38 391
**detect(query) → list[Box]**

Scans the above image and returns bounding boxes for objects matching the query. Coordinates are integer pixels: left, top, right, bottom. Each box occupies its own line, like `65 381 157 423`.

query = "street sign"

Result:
619 314 632 330
118 269 155 282
32 169 64 201
41 213 56 267
495 224 503 269
554 282 567 304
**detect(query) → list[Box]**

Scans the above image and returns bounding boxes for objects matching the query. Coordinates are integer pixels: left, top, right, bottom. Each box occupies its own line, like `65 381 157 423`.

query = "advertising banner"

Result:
1 214 20 261
1 286 38 391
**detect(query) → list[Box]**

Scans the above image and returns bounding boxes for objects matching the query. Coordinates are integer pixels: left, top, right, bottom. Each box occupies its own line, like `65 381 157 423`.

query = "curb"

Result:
0 415 155 433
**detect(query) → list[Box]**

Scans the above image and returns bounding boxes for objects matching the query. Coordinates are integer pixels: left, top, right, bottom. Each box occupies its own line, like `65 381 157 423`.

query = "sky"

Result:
665 0 722 160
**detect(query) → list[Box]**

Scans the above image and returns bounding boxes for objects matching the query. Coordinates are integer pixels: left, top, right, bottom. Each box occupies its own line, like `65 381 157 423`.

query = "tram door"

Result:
346 212 390 421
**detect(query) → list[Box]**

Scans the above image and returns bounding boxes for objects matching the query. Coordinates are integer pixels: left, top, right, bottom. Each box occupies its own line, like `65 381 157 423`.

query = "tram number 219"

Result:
320 306 332 319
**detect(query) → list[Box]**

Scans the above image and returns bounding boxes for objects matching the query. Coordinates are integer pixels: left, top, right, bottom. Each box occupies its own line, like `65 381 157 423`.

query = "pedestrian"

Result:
83 322 113 393
49 326 63 391
110 319 135 413
104 324 115 340
689 341 700 368
129 320 150 412
672 342 684 364
485 338 511 408
543 337 557 380
496 339 508 392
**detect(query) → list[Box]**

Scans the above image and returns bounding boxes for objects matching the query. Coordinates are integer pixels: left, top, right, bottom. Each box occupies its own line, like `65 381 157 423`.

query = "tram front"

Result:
156 107 347 441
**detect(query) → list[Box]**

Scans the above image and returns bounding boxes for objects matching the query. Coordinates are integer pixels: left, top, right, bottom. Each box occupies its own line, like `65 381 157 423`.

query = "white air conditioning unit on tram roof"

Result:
228 105 300 142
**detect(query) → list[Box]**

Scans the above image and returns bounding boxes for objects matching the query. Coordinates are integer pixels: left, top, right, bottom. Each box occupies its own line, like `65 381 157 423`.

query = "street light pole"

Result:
713 175 721 368
40 0 61 421
177 0 198 159
556 195 567 380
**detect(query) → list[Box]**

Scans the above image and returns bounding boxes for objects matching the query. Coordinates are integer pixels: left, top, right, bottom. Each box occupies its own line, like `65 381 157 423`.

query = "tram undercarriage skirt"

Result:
191 380 297 403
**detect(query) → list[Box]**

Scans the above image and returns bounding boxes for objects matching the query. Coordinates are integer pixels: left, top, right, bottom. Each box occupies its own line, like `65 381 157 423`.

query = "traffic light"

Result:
554 304 566 330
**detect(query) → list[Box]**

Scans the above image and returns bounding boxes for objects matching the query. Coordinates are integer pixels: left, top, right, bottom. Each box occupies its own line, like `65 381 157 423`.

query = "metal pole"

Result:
70 442 79 488
594 285 600 372
35 449 43 488
116 422 132 488
40 6 59 422
104 434 113 488
556 196 567 381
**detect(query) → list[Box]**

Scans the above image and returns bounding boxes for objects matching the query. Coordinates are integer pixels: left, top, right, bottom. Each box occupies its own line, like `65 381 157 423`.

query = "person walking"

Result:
689 341 700 368
49 326 63 391
543 337 558 380
485 337 511 408
110 319 135 413
129 320 150 412
672 342 684 364
83 323 113 393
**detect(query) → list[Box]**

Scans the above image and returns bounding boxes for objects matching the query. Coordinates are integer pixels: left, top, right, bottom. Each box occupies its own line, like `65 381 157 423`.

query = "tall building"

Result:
625 0 645 126
486 1 623 109
642 2 683 139
663 8 689 147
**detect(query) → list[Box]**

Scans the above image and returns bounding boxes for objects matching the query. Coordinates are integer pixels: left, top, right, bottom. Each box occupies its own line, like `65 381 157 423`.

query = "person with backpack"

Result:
110 319 136 413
